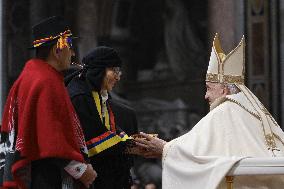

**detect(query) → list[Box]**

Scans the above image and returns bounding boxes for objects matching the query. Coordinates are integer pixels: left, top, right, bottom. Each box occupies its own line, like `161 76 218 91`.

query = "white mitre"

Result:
205 34 284 155
206 33 245 84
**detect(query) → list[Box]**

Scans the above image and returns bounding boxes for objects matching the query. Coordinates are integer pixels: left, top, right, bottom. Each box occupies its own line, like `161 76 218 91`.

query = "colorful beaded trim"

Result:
33 29 72 50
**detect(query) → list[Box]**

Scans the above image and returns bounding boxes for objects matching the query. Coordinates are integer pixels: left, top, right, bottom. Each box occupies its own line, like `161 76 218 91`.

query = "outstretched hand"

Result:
134 132 167 159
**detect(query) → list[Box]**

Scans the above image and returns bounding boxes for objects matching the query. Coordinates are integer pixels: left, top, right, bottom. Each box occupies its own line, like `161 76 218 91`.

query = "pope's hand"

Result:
126 145 148 156
134 132 167 159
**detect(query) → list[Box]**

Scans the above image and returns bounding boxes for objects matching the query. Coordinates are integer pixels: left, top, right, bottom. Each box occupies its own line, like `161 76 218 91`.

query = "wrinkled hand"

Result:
79 164 97 188
134 132 167 159
126 145 148 156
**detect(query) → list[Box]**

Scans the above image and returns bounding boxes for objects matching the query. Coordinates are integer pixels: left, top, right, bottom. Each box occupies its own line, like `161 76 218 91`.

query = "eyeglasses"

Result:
110 67 122 77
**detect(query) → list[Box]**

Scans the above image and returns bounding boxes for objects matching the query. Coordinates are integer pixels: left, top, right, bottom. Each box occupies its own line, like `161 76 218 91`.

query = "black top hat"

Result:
30 16 75 49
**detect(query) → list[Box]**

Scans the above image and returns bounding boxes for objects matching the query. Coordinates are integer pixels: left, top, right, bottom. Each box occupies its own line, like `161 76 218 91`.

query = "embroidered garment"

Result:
0 59 87 189
68 77 128 157
67 76 132 189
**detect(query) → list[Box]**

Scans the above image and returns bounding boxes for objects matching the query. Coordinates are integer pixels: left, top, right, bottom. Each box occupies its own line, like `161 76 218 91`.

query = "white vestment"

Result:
162 91 284 189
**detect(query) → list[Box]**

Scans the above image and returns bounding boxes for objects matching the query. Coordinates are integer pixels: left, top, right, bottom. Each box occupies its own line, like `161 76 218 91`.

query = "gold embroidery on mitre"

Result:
206 34 245 84
206 73 244 84
218 53 226 62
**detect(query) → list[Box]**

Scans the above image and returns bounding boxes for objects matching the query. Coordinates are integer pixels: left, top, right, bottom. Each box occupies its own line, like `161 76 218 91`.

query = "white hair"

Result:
224 84 240 94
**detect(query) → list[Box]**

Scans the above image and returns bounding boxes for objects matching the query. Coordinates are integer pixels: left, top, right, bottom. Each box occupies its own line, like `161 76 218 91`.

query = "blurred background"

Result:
0 0 283 188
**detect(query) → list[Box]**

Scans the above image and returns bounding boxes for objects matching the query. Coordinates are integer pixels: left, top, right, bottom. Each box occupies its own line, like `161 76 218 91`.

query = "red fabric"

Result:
85 104 117 146
1 59 85 188
85 131 113 145
108 104 116 132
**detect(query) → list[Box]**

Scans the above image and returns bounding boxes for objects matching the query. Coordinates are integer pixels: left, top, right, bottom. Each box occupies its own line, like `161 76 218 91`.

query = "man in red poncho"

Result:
0 16 97 189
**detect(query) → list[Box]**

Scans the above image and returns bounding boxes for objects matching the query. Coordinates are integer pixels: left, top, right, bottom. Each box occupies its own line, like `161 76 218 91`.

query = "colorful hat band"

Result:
32 29 72 50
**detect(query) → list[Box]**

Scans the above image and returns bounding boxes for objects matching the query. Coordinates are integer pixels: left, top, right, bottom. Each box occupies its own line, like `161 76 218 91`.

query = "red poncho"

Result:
1 59 86 188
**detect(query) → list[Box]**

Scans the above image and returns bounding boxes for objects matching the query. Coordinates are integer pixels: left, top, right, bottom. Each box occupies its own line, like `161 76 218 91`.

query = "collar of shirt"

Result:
101 90 108 104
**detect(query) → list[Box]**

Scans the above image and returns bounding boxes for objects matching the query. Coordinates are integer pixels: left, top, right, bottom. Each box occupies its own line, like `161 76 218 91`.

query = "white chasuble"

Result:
162 92 284 189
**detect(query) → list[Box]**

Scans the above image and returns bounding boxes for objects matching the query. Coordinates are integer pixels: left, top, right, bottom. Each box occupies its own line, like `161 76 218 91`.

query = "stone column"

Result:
0 0 4 117
5 0 31 88
76 0 98 60
30 0 45 26
75 0 114 60
208 0 244 52
270 0 280 121
280 1 284 125
30 0 74 26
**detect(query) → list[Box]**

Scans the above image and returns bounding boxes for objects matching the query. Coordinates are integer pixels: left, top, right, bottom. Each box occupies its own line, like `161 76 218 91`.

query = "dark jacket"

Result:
109 99 138 136
67 76 133 189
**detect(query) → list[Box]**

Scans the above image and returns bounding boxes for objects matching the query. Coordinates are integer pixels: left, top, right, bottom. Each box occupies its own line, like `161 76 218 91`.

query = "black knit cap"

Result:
82 46 122 68
30 16 74 49
82 46 122 91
